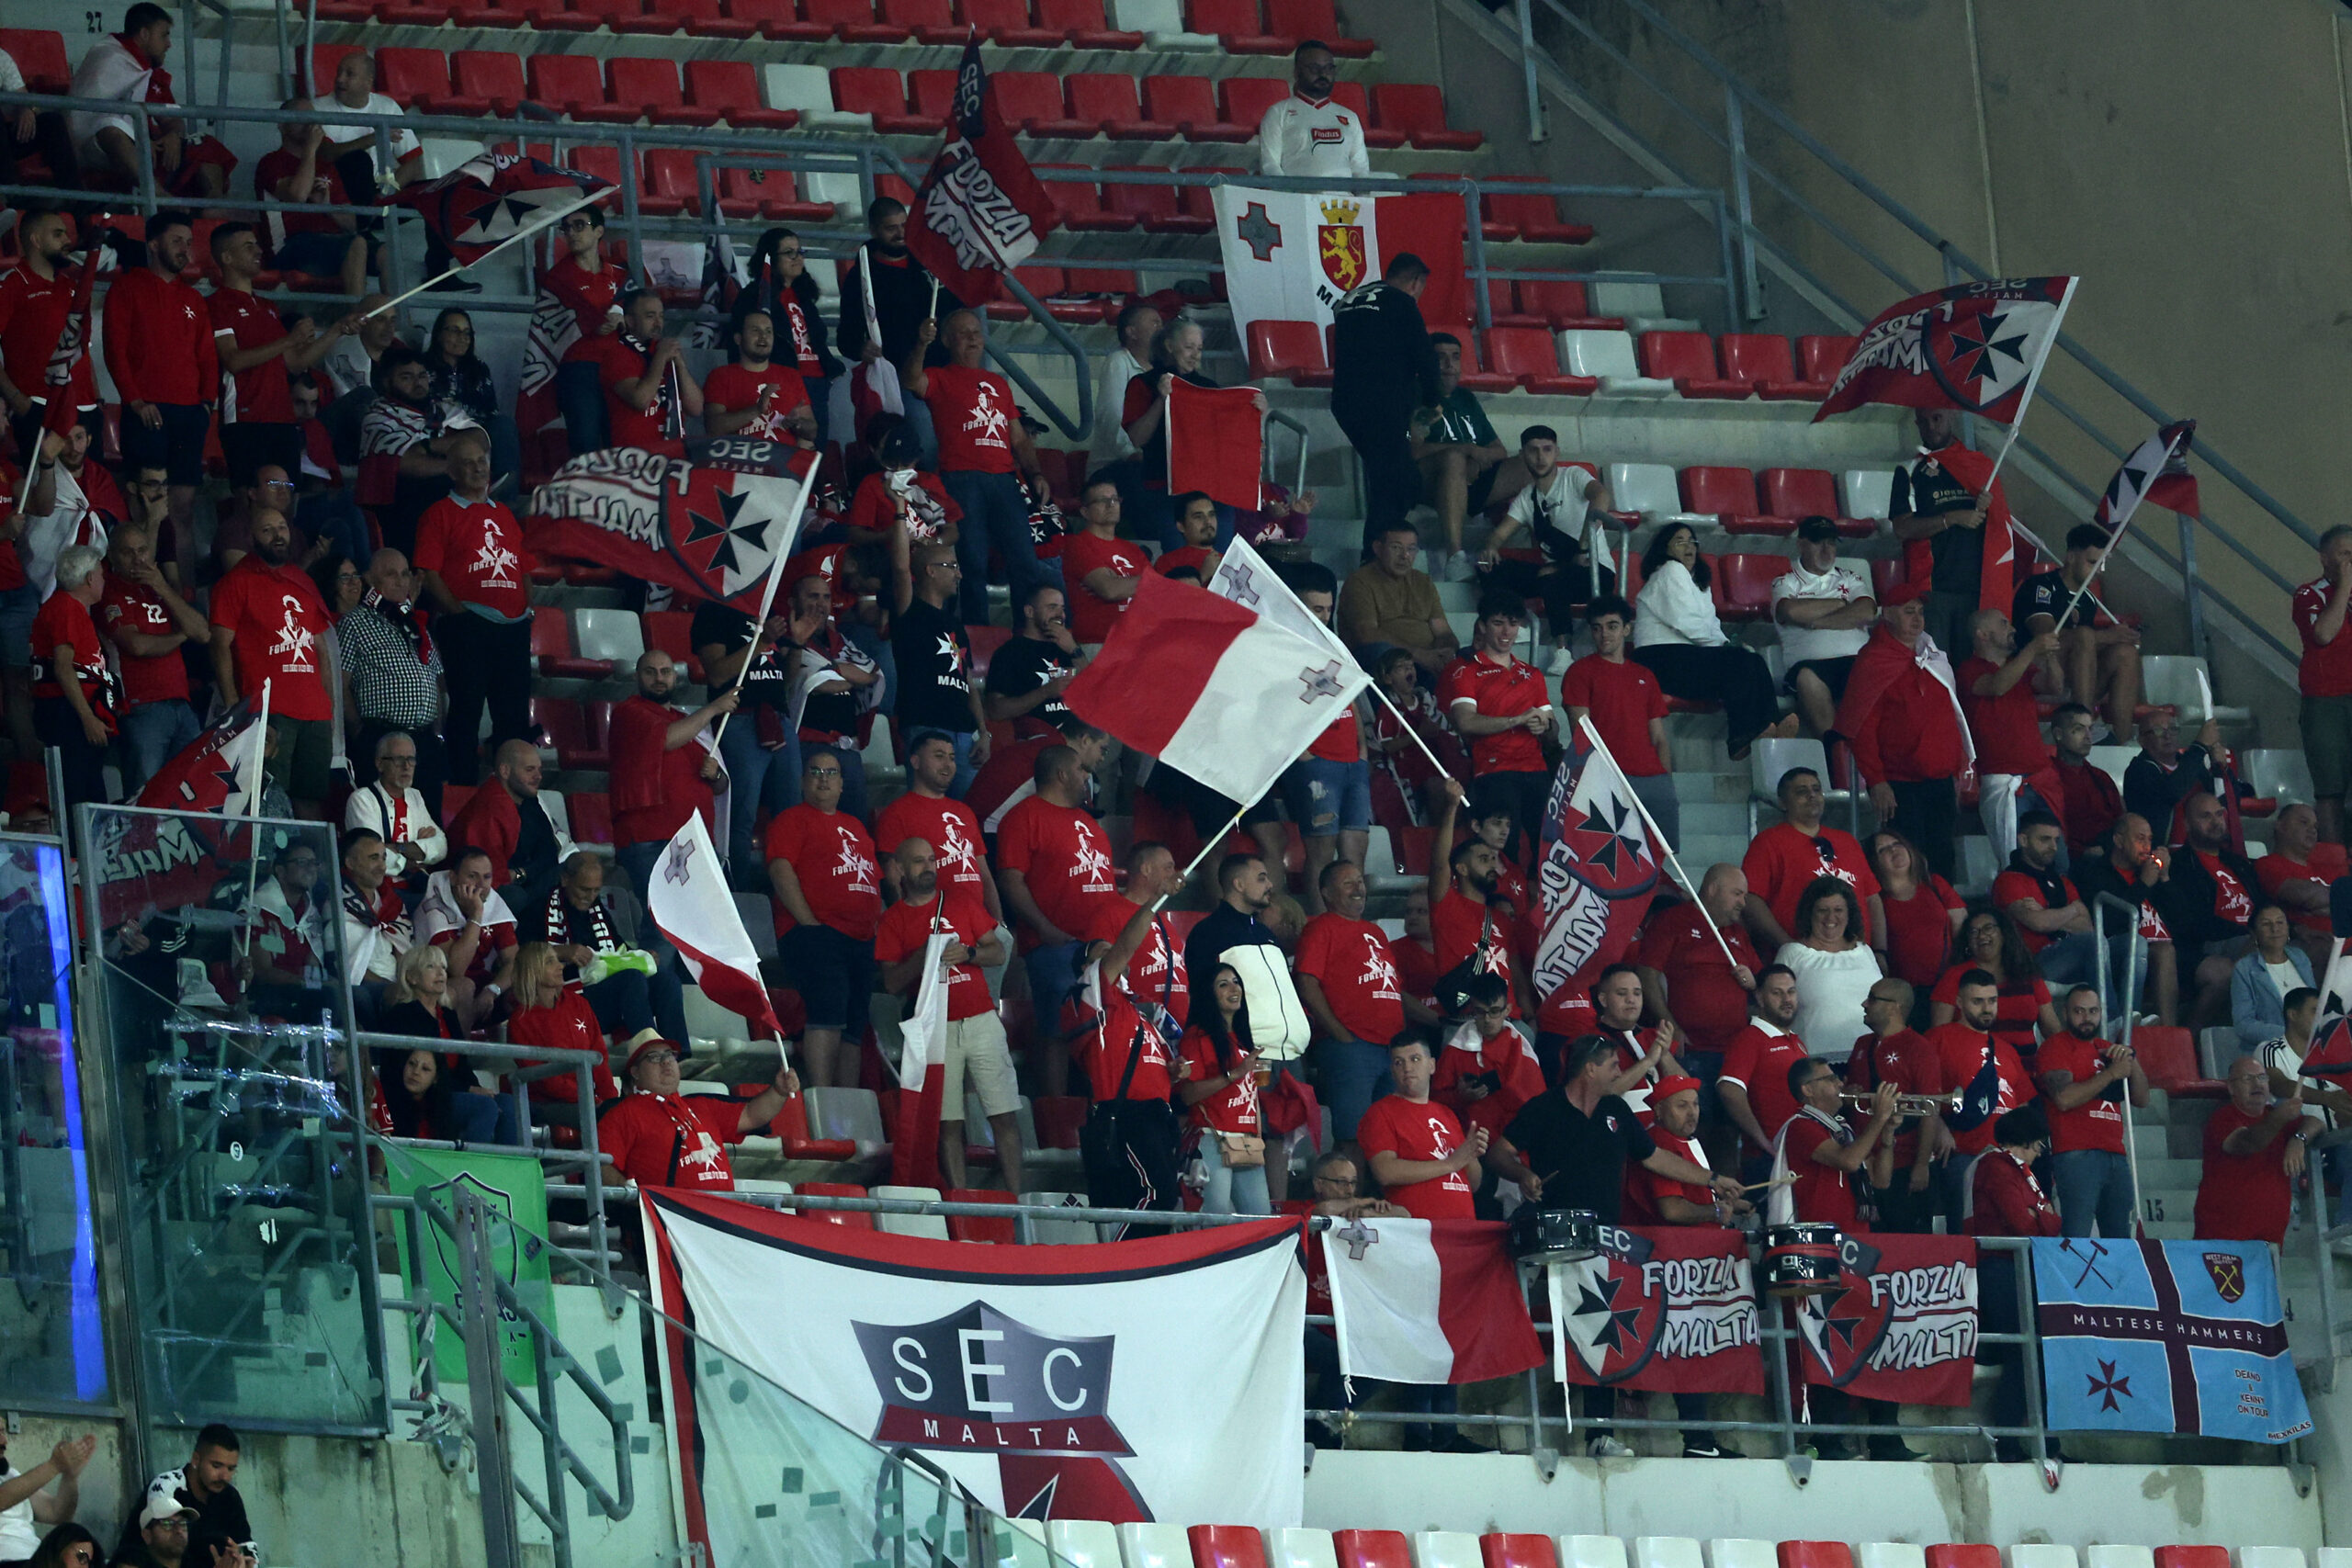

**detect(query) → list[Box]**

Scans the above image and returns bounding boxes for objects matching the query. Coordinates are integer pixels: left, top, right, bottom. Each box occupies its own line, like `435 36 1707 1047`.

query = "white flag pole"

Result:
707 471 819 751
1576 714 1742 972
364 186 608 321
1976 275 2080 495
2054 425 2183 635
237 679 275 959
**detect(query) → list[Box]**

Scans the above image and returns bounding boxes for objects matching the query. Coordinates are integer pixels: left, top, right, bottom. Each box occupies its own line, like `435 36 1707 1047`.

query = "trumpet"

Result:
1840 1089 1959 1117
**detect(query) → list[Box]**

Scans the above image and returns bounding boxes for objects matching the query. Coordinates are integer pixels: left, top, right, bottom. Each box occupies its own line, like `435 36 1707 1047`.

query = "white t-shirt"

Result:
1255 94 1370 181
1505 462 1599 557
1089 344 1147 469
1775 940 1882 1060
317 91 422 184
0 1489 40 1560
1770 559 1871 665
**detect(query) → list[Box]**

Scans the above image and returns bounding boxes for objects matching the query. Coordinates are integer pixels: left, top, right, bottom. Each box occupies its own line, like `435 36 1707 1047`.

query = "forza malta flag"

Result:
527 444 815 611
1530 722 1662 1037
1814 276 2077 424
904 41 1056 305
2034 1237 2311 1442
642 1192 1304 1546
1549 1224 1763 1395
1213 185 1468 339
387 150 612 265
1794 1233 1977 1406
2095 419 2200 531
1320 1216 1543 1385
1062 571 1369 807
648 814 786 1042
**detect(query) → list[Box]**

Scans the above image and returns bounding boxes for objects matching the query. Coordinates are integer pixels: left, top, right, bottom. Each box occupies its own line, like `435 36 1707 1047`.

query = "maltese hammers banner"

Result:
643 1192 1303 1556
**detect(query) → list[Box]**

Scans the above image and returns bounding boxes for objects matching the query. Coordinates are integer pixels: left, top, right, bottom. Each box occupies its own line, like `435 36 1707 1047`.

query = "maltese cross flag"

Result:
389 151 612 264
650 814 785 1042
1814 276 2077 424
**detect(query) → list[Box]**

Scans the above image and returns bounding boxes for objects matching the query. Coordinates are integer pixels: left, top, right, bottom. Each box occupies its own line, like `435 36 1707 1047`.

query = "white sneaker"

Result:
1444 550 1476 582
1587 1435 1634 1459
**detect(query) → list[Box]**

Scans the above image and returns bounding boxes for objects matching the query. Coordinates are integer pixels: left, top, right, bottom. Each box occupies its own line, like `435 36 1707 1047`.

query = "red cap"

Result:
1879 578 1929 605
625 1034 684 1077
1650 1075 1703 1104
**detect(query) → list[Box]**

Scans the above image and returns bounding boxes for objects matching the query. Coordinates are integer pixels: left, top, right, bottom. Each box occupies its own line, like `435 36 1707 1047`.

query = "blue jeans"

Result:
900 396 937 466
556 360 608 457
1199 1134 1272 1214
2052 1146 2135 1238
719 718 799 882
446 1089 522 1145
942 468 1058 626
119 700 201 798
585 962 688 1044
1318 1038 1394 1144
945 729 978 799
1024 940 1083 1035
1282 758 1374 837
297 488 372 568
616 838 663 910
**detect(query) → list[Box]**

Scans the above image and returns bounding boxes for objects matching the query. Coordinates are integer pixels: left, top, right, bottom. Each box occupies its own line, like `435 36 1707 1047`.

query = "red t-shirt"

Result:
209 286 295 425
100 267 218 408
1963 1148 2061 1236
703 361 811 446
1878 875 1962 988
598 335 685 457
97 573 191 706
872 791 989 901
1628 1127 1714 1224
208 554 334 719
1085 896 1188 1026
1354 1094 1476 1219
1956 656 2048 774
2196 1103 2296 1245
254 145 347 238
2053 759 2123 860
1295 912 1407 1045
2193 849 2255 927
1991 868 2080 956
1846 1027 1944 1166
1438 651 1548 775
2257 846 2350 937
607 696 714 846
510 986 620 1104
1561 654 1668 775
764 806 882 941
1929 1022 2031 1156
1930 965 2050 1063
2293 577 2352 698
994 797 1114 947
847 469 959 538
598 1092 743 1190
1306 700 1362 763
925 366 1021 475
1080 996 1176 1102
1060 529 1148 646
2036 1031 2126 1155
1743 822 1881 944
414 495 533 619
1430 889 1522 1016
1781 1111 1863 1228
1179 1025 1261 1134
1634 903 1760 1051
873 890 994 1021
0 262 73 400
1719 1021 1809 1148
542 253 622 364
29 591 110 724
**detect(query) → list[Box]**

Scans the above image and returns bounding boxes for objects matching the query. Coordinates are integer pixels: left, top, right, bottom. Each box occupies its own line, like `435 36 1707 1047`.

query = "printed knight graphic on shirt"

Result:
673 1115 728 1177
963 378 1012 455
836 825 879 895
1358 931 1401 1002
469 513 521 592
270 592 318 673
1069 818 1113 898
934 811 981 885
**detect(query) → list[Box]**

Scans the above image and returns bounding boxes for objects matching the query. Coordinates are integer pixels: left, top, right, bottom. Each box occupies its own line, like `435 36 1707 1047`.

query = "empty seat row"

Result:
1607 463 1879 536
315 0 1165 44
1245 326 1847 404
1636 330 1850 400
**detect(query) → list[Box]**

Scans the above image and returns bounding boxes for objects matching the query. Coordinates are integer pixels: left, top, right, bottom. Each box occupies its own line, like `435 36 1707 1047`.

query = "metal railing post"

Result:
1516 0 1548 144
2177 512 2210 665
1720 85 1761 321
1465 181 1492 333
529 1325 574 1568
455 1183 526 1568
2012 1238 2049 1467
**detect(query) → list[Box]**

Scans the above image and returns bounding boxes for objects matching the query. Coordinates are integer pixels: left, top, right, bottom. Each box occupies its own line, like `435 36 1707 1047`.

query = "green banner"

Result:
390 1149 553 1389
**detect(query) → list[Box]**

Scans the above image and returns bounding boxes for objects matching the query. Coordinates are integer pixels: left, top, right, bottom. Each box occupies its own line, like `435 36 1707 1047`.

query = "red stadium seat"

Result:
832 67 933 135
526 55 626 120
1485 328 1598 395
1106 176 1210 234
728 0 811 36
1484 174 1594 243
1071 73 1173 140
1032 1096 1087 1149
1371 83 1481 150
531 614 610 679
1679 465 1758 522
800 0 903 39
614 0 710 31
1333 1532 1412 1568
1638 332 1747 398
798 1181 876 1228
376 48 460 111
1247 321 1330 387
944 1188 1016 1243
2152 1551 2228 1568
991 70 1069 132
442 51 526 116
728 166 832 221
1721 333 1825 400
2132 1026 2223 1097
0 31 71 95
879 0 956 38
1191 1526 1270 1568
967 623 1015 675
608 57 718 125
907 68 957 123
684 60 797 129
1776 1547 1852 1568
1145 76 1249 141
1520 278 1621 329
1327 80 1400 149
1485 280 1538 328
1063 266 1134 296
1715 553 1783 622
1185 0 1286 51
1036 0 1143 47
1021 77 1102 140
672 0 759 35
956 0 1063 45
1758 468 1839 524
1481 1537 1559 1568
297 42 363 96
642 610 704 682
1265 0 1372 53
1924 1550 2000 1568
1799 333 1859 384
531 0 647 32
1870 558 1902 600
1219 77 1291 138
441 784 478 822
1036 166 1133 231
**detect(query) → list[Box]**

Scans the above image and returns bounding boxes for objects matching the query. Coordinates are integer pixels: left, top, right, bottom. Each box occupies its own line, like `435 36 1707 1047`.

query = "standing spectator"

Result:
1329 255 1439 553
414 427 531 785
781 574 881 817
1867 829 1963 996
99 209 215 548
1358 1034 1482 1221
1178 963 1272 1216
1338 520 1456 676
1993 811 2109 1007
344 731 447 881
1121 318 1261 549
2293 524 2352 843
1929 908 2057 1064
2123 709 2227 845
1183 852 1314 1193
504 941 619 1122
359 345 461 556
338 548 447 807
256 112 369 320
1716 964 1809 1175
321 291 401 415
844 423 958 547
1838 582 1970 882
2012 524 2143 738
448 739 577 901
838 197 960 457
1619 1073 1738 1458
2197 1055 2319 1247
414 848 519 1029
32 547 114 808
903 310 1055 624
1440 591 1553 847
1775 877 1882 1061
540 206 622 456
1770 518 1876 736
1089 299 1161 503
704 307 818 447
1770 1061 1896 1241
1295 859 1429 1139
0 209 79 462
209 508 336 811
609 650 734 901
889 539 988 793
1742 766 1883 952
2256 802 2345 963
1960 1104 2058 1464
208 223 351 486
1280 565 1372 909
1078 894 1187 1235
2046 702 2123 863
876 836 1018 1191
1960 608 2060 855
693 590 799 883
1480 426 1608 661
601 290 701 460
97 525 204 796
1631 524 1790 761
1255 41 1368 178
2075 811 2181 1025
2035 984 2149 1238
1368 645 1465 828
1060 479 1147 649
337 827 410 1010
1080 840 1189 1039
534 851 686 1045
69 6 235 200
765 748 880 1088
2259 988 2346 1213
1408 333 1508 581
1846 976 1946 1234
874 731 1002 919
1426 783 1533 1021
1929 968 2036 1226
16 423 120 600
0 1431 93 1562
734 228 844 443
1889 407 2013 655
597 1038 799 1193
2165 790 2261 1028
985 582 1080 742
1562 594 1675 845
422 309 517 496
1634 864 1759 1058
999 744 1117 1089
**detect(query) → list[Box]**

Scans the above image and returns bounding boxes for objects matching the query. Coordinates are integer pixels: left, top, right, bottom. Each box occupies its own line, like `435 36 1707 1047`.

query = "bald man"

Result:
1634 863 1761 1055
609 649 735 902
446 737 578 903
876 835 1019 1190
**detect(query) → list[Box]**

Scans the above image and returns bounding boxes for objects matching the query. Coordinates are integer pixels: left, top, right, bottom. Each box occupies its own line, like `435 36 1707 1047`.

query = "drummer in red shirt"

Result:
2198 1055 2321 1247
597 1036 801 1193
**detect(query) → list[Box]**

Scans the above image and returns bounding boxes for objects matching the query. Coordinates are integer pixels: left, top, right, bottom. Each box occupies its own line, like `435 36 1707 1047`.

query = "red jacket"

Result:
1962 1147 2060 1236
103 267 219 407
447 783 522 886
1838 625 1970 785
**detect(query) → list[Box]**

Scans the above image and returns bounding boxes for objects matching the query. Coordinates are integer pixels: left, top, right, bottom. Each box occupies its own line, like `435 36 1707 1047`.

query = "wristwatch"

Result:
2291 1131 2310 1143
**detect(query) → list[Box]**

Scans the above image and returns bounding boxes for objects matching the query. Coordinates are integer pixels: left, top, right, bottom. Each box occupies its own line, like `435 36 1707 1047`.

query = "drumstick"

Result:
1740 1174 1797 1192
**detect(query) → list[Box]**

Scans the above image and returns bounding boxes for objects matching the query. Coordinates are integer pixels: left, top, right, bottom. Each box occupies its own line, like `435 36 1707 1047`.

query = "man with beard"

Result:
2045 702 2122 862
609 649 735 903
208 504 337 813
2161 790 2262 1030
985 582 1080 743
876 836 1017 1191
703 305 817 446
1844 976 1947 1233
2075 811 2178 1025
358 344 468 556
2035 984 2149 1238
599 288 702 462
447 738 577 903
903 310 1056 626
98 524 207 797
1425 778 1533 1023
415 426 532 787
116 1495 199 1568
837 197 962 457
1717 964 1809 1178
875 731 1002 918
132 1424 253 1568
1928 969 2035 1232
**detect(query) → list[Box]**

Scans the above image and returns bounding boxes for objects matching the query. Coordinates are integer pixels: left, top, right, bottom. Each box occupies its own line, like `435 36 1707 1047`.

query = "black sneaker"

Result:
425 274 483 293
1680 1442 1725 1459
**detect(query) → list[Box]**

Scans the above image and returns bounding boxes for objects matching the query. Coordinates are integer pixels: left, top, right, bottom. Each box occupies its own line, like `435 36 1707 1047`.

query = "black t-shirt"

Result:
892 595 975 734
1504 1089 1655 1224
1124 366 1217 487
2010 568 2067 645
797 627 860 739
989 634 1076 738
689 600 792 710
1889 456 1984 596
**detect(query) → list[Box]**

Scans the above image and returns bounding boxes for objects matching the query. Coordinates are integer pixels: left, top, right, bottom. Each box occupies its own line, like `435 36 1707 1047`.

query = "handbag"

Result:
1079 1020 1152 1177
1216 1132 1266 1168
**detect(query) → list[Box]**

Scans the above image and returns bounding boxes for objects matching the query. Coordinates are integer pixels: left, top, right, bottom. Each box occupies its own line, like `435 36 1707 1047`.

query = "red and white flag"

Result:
1320 1215 1543 1384
1167 378 1263 511
648 814 786 1042
1213 185 1468 339
904 41 1057 305
1813 276 2077 425
2096 419 2199 531
1062 571 1368 806
889 928 953 1187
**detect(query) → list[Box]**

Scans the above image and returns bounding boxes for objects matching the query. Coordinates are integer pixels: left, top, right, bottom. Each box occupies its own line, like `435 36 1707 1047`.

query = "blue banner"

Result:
2031 1238 2311 1442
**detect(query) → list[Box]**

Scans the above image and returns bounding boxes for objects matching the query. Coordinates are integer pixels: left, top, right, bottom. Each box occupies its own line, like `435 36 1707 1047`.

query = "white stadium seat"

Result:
1859 1547 1925 1568
1414 1534 1484 1568
1561 1540 1629 1568
571 607 645 669
2141 654 2250 724
1747 737 1851 834
2086 1550 2153 1568
1706 1544 1775 1568
1635 1541 1705 1568
2010 1550 2078 1568
1559 331 1674 398
1049 1521 1124 1568
1609 463 1709 525
1119 1523 1193 1568
1842 468 1894 521
2245 1552 2310 1568
2246 748 2314 805
1272 1531 1341 1568
2087 745 2137 793
871 1185 949 1239
1589 280 1700 333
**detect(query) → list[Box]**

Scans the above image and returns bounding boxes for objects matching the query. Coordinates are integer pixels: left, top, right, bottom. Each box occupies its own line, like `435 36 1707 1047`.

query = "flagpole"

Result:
364 186 610 321
2120 931 2146 1239
707 469 819 751
1576 715 1743 974
2054 426 2184 635
1975 275 2080 495
237 679 274 959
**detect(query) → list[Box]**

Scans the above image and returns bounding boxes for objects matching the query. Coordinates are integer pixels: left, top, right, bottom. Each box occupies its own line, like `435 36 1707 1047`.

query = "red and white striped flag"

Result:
890 929 953 1187
648 814 786 1043
1062 571 1368 806
1320 1216 1544 1384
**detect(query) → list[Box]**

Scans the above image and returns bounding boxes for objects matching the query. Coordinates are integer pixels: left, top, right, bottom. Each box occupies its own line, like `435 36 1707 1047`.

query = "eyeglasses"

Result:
281 855 320 868
775 247 804 260
557 218 598 233
807 768 843 780
1473 1004 1511 1021
638 1049 678 1066
335 570 362 581
260 479 295 491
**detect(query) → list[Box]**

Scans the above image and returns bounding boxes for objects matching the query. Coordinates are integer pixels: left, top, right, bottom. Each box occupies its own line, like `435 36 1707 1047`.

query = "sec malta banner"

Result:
1548 1224 1763 1394
2033 1236 2311 1442
1793 1233 1977 1406
643 1191 1304 1555
1213 185 1466 340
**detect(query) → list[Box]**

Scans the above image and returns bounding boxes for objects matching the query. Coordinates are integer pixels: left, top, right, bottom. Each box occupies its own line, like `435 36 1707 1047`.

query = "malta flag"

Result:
648 814 786 1042
1320 1216 1543 1384
1814 276 2077 424
2096 419 2199 532
1530 721 1663 1036
1213 185 1466 340
1062 571 1368 807
903 41 1057 305
890 929 953 1188
1167 378 1263 511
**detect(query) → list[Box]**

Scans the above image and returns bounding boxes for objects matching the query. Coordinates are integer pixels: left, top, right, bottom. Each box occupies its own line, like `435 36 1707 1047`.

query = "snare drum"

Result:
1510 1205 1600 1263
1761 1223 1844 1296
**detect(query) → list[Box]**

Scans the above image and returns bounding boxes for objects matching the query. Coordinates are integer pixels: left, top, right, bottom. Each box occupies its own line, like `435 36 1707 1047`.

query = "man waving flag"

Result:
1813 276 2078 425
649 813 786 1043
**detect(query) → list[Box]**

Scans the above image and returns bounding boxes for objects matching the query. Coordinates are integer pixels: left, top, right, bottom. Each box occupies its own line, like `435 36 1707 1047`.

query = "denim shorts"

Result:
1281 757 1373 836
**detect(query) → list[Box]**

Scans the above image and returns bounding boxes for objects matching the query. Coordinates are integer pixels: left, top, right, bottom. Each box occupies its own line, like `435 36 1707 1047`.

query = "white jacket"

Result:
345 782 449 876
1632 558 1726 649
1255 94 1370 181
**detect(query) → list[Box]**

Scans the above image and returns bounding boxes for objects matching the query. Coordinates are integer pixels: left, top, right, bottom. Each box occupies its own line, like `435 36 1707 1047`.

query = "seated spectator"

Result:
889 539 987 794
609 649 735 901
0 68 78 203
1716 964 1809 1173
2231 902 2314 1052
292 373 347 502
2013 523 2143 738
1481 426 1609 661
254 109 369 300
1176 961 1272 1216
321 293 401 419
345 730 447 881
0 1431 93 1562
1631 523 1792 760
1930 907 2057 1064
765 747 880 1088
506 940 621 1121
1338 520 1457 677
1154 491 1222 581
1061 479 1147 651
1743 766 1883 952
338 548 447 807
422 308 517 497
416 428 531 785
1563 593 1675 846
118 1494 199 1568
1634 863 1759 1058
69 6 234 199
704 306 818 450
1431 971 1548 1144
1866 828 1962 996
2197 1055 2319 1247
1845 977 1946 1233
2165 790 2260 1029
985 582 1079 742
599 288 700 461
2123 709 2225 845
379 941 464 1042
1770 517 1876 736
598 1037 799 1192
2256 802 2344 964
449 739 577 902
0 209 81 463
1408 333 1508 581
30 545 118 807
245 840 331 1016
1992 809 2110 1008
1775 876 1882 1060
374 1046 463 1140
534 850 687 1046
2045 701 2122 863
1961 608 2060 853
2074 811 2180 1026
375 943 517 1142
1962 1103 2059 1462
415 848 519 1029
359 345 462 556
904 310 1056 624
539 207 623 456
134 1423 254 1568
337 828 410 1011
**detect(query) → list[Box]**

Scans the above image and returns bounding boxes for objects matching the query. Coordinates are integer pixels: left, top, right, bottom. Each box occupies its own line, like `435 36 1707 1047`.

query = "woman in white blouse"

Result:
1631 523 1795 759
1775 875 1883 1059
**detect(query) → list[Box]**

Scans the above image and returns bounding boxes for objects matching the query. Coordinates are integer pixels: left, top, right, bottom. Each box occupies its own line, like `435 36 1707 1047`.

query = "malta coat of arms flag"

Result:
1213 186 1467 340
